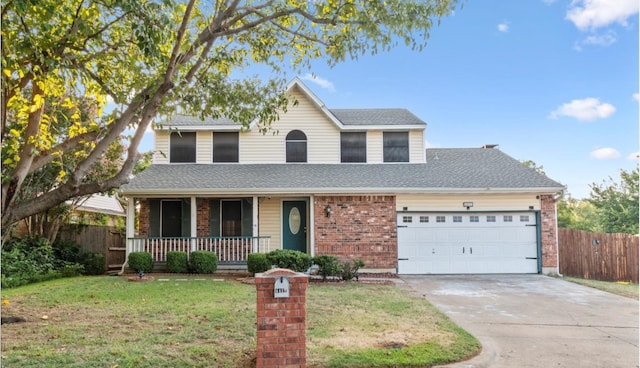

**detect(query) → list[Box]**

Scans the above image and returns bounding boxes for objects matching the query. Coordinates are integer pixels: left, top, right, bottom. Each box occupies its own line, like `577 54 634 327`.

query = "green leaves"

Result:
2 0 461 229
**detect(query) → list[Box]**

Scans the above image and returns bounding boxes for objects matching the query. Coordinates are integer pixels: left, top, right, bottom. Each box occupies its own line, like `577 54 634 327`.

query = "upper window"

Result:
170 132 196 163
286 130 307 163
212 132 239 163
341 132 366 163
383 132 409 162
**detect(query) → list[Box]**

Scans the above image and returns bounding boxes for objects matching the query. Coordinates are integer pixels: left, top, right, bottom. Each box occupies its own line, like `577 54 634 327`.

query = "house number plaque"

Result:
274 276 290 298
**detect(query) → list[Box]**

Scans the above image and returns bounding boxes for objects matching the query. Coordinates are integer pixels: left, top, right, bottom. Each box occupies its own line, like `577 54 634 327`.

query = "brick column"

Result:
255 268 308 368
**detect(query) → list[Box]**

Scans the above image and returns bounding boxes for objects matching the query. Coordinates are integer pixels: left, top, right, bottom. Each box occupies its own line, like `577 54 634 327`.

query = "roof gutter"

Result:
120 186 565 197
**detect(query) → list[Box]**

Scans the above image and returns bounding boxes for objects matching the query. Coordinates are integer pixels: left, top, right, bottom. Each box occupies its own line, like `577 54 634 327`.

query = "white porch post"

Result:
309 195 315 257
253 195 259 253
120 197 136 274
191 196 197 252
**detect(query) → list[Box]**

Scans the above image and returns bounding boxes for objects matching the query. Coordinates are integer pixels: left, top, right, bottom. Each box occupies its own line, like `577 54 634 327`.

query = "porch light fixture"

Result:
325 205 332 217
463 202 473 210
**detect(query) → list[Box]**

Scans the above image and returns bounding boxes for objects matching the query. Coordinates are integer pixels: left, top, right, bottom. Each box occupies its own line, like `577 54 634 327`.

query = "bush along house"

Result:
119 77 565 275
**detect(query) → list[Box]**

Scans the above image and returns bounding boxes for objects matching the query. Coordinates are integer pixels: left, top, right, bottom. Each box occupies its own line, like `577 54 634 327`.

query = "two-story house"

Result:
120 77 565 275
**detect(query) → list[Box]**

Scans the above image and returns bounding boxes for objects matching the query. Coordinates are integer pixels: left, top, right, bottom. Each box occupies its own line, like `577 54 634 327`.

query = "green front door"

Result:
283 201 307 253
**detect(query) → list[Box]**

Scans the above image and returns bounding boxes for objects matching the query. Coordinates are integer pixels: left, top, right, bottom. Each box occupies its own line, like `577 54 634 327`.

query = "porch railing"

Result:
126 236 271 263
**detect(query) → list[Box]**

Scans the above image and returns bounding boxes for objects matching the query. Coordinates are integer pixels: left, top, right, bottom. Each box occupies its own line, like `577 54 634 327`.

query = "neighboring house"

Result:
69 194 126 226
120 77 565 275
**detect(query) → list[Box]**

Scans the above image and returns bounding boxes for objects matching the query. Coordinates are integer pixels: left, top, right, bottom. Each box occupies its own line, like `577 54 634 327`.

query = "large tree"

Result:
1 0 460 232
588 167 639 234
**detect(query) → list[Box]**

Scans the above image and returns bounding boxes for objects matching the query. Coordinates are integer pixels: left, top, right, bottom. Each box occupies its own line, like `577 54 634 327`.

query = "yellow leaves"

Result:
31 94 45 113
3 69 11 78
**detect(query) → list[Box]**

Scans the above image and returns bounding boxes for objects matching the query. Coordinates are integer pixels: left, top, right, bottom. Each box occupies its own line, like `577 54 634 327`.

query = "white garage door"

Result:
397 212 539 274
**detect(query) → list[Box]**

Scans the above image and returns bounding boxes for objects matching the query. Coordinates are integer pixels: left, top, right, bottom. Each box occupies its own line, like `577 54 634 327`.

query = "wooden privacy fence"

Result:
558 228 639 283
57 225 126 271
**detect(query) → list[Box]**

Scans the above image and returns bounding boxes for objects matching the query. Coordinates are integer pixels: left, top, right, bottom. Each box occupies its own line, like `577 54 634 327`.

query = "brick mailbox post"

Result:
255 268 309 368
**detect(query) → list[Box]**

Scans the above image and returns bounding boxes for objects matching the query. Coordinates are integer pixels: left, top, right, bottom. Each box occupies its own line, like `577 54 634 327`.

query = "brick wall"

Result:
196 199 210 236
139 199 149 237
256 268 308 368
314 195 397 270
540 194 558 270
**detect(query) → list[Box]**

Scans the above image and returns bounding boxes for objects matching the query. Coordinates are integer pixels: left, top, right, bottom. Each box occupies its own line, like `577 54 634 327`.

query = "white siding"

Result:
197 131 212 163
258 198 281 252
410 130 425 163
396 194 541 211
154 131 170 164
240 86 341 163
367 131 383 163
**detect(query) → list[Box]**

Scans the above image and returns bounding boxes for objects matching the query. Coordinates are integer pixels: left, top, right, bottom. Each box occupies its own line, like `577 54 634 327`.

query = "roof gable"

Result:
155 77 426 131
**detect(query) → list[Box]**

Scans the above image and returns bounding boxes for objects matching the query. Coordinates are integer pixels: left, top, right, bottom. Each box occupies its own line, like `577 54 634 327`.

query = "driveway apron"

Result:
400 275 639 368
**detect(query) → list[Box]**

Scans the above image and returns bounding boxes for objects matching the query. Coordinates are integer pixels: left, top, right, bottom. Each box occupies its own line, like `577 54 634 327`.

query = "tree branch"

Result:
28 130 102 174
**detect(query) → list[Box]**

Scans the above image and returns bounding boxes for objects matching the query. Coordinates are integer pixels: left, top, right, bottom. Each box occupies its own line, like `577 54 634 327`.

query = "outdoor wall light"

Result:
325 205 332 217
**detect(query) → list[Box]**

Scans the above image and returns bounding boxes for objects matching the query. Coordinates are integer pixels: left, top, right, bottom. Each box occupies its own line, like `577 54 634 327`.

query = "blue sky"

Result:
141 0 638 199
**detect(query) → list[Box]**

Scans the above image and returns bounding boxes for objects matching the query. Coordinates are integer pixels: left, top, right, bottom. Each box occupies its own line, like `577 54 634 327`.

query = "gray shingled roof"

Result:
157 114 237 127
329 109 426 126
157 108 425 129
121 148 564 195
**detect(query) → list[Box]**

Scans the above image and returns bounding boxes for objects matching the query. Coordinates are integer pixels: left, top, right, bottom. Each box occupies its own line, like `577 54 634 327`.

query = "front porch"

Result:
126 236 271 269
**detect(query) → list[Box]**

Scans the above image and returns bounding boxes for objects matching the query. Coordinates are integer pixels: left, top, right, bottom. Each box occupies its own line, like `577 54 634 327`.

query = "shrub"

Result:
128 252 154 273
80 253 105 275
1 236 83 288
266 249 312 273
53 239 81 263
189 251 218 274
341 259 365 281
166 252 189 273
247 253 270 275
313 255 342 281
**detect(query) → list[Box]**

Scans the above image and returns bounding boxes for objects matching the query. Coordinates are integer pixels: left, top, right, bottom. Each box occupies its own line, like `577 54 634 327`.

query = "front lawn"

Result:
563 277 639 299
1 276 480 368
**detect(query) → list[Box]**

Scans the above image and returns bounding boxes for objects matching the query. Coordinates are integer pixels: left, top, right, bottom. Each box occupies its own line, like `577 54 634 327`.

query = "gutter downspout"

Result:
554 192 563 277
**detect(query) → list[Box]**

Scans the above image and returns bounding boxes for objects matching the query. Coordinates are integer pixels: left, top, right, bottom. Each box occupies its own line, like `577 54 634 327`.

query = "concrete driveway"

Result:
400 275 639 368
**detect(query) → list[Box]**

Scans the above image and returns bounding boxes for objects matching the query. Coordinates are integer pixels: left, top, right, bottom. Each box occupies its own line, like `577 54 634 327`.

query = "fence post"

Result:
255 268 308 368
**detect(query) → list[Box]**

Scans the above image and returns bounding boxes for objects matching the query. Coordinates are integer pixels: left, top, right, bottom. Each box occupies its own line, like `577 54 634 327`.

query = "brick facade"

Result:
314 195 397 270
139 199 149 237
196 199 209 236
255 269 308 368
540 194 559 272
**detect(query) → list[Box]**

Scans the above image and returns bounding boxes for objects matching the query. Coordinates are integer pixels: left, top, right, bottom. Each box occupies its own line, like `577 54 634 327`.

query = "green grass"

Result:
1 276 480 368
563 277 639 299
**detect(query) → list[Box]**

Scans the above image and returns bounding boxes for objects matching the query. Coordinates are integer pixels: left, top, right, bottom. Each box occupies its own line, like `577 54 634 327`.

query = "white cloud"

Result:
566 0 639 31
590 147 621 159
300 73 335 92
633 93 640 101
549 97 616 121
627 152 640 160
497 22 509 32
573 30 617 50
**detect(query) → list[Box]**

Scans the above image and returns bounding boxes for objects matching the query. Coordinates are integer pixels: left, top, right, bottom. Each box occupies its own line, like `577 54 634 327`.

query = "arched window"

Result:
286 130 307 163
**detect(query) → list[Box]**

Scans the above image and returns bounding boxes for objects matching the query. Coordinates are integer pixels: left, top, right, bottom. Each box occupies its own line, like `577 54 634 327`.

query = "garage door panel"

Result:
397 212 539 275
